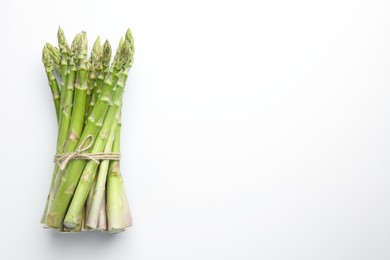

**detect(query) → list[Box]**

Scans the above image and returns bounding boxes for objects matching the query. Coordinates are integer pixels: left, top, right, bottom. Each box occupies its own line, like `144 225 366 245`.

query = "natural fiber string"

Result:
54 135 120 170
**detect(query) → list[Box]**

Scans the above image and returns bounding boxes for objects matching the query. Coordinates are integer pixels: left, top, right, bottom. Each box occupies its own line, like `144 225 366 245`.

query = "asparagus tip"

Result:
57 26 70 55
102 40 112 69
78 31 88 51
125 28 134 53
42 44 50 66
91 36 102 59
71 32 88 63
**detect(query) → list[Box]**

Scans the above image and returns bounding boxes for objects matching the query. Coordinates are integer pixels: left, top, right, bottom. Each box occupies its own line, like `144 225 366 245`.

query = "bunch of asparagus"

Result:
41 27 134 233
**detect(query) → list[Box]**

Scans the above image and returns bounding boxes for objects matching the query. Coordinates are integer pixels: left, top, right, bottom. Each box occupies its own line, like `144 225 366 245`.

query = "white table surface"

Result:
1 0 390 259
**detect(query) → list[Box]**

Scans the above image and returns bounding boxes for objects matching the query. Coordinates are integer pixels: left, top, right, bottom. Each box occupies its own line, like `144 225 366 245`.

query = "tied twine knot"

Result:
54 135 120 170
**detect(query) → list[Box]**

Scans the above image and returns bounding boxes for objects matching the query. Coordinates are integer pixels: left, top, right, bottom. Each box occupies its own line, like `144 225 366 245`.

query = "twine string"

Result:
54 135 120 170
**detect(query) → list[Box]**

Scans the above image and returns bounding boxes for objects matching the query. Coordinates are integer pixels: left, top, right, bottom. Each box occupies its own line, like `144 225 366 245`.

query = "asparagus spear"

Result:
115 112 133 227
102 40 112 76
56 33 82 152
107 112 126 232
87 40 111 119
85 37 102 119
43 33 83 223
42 44 61 120
106 30 134 231
64 32 88 152
46 33 89 222
57 27 70 123
45 39 133 228
41 28 70 224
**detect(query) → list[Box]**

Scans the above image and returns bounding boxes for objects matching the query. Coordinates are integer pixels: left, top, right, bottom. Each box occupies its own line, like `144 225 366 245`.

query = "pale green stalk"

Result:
122 188 133 227
106 117 125 232
97 195 107 231
107 162 125 232
113 109 132 227
116 116 132 227
85 177 97 230
81 206 87 231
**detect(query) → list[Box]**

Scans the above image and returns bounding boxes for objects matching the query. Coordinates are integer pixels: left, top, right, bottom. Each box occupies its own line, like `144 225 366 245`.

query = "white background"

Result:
1 0 390 259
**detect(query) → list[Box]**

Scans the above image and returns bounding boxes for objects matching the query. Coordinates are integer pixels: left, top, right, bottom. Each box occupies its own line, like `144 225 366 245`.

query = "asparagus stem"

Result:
40 196 50 224
113 109 132 227
86 160 110 229
107 111 126 232
73 210 83 232
81 205 87 231
122 187 133 227
97 194 107 231
107 157 125 232
118 112 133 229
85 176 97 229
